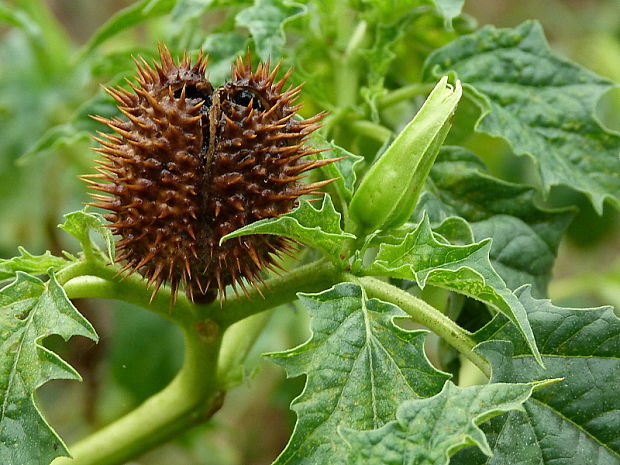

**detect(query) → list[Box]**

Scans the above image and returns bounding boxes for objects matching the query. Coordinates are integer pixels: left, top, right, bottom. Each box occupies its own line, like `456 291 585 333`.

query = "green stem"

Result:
60 258 340 328
216 259 341 326
60 263 201 328
349 120 392 143
216 311 274 388
378 82 435 108
357 276 491 378
333 20 366 113
51 328 223 465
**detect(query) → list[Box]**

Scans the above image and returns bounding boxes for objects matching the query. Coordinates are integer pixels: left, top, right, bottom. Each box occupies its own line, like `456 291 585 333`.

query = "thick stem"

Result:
52 328 223 465
216 259 341 326
60 259 340 328
357 276 491 378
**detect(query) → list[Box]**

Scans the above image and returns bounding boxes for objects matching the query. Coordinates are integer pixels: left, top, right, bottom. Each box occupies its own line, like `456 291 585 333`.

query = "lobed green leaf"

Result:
0 272 98 464
452 287 620 465
340 380 547 465
368 216 542 365
268 282 449 464
0 247 72 283
236 0 306 61
424 20 620 213
309 133 364 204
59 209 115 263
414 146 574 296
201 32 249 85
220 195 354 259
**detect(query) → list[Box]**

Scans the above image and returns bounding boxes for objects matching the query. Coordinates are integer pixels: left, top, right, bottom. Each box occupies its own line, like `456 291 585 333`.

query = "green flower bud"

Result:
349 77 462 233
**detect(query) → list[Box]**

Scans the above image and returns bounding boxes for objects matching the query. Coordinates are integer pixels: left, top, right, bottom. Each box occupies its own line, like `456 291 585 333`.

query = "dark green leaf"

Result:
341 381 545 465
220 195 355 259
235 0 306 61
453 286 620 465
0 272 98 464
59 209 115 263
414 146 574 296
0 247 71 282
369 216 542 364
424 21 620 213
268 282 449 464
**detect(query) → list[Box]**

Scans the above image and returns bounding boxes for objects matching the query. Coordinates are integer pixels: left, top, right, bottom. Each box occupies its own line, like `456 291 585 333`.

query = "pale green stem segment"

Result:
378 82 435 108
58 259 340 328
216 311 274 388
52 328 223 465
356 276 491 378
349 77 462 234
350 120 392 143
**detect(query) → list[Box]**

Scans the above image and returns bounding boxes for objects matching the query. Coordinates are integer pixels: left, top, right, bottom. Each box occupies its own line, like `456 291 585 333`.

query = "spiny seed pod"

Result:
83 44 334 305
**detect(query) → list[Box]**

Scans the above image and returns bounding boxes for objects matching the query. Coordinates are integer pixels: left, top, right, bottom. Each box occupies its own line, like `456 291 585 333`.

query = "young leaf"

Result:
359 0 463 26
58 209 115 263
268 282 450 464
0 272 98 464
424 20 620 213
414 146 574 296
452 286 620 465
369 216 542 365
340 381 546 465
361 17 413 120
220 195 355 259
0 247 71 282
235 0 306 61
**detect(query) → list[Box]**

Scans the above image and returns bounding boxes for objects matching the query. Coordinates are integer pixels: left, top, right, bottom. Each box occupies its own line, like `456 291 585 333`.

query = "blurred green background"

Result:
1 0 619 463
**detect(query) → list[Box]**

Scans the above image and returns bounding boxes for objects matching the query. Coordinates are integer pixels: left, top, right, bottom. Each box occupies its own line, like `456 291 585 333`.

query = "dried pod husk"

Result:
84 45 334 305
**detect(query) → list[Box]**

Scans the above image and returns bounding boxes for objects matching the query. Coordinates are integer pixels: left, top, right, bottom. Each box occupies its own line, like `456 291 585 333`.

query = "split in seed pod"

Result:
83 44 337 305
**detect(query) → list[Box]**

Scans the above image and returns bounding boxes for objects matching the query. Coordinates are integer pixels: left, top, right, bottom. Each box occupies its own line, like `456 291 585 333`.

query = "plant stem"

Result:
378 82 435 108
59 261 200 327
356 276 491 377
51 328 223 465
60 258 341 328
216 259 341 326
350 120 392 143
216 311 274 388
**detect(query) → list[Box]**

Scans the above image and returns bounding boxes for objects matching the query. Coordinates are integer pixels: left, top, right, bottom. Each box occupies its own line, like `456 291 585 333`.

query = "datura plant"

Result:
1 1 619 465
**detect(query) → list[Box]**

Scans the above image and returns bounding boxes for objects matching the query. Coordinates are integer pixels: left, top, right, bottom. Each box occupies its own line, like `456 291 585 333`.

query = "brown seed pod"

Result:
84 45 334 305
